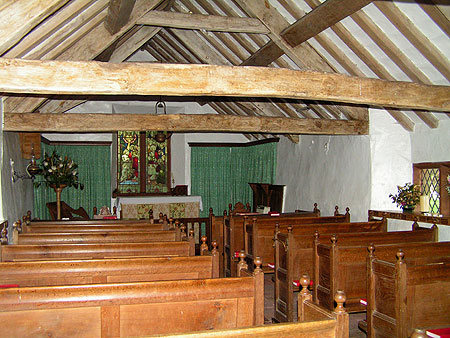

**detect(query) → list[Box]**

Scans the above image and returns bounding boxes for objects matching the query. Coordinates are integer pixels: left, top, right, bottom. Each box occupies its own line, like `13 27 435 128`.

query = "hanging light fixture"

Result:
11 144 42 182
154 98 172 143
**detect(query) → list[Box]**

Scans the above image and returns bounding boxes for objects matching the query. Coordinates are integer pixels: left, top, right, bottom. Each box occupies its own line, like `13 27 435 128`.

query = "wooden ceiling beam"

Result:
137 10 270 34
3 0 163 115
110 26 161 63
104 0 137 35
237 0 368 122
1 58 448 112
37 27 162 114
0 0 69 55
281 0 372 47
4 113 369 135
239 0 371 67
304 0 417 130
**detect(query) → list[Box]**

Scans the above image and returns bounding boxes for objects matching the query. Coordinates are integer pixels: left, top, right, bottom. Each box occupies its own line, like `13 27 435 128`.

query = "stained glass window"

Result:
146 131 169 193
117 131 140 194
116 131 171 195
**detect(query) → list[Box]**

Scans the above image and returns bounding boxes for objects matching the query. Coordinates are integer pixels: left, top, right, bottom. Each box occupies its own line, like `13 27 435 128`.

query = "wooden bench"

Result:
248 218 386 274
14 229 181 245
313 225 439 313
139 275 349 338
0 236 195 262
0 243 219 287
366 246 450 338
0 262 263 337
223 207 349 277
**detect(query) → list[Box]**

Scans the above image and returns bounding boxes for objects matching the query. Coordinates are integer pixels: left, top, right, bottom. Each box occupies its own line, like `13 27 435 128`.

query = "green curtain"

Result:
191 147 232 217
191 142 277 217
33 143 111 220
230 142 277 207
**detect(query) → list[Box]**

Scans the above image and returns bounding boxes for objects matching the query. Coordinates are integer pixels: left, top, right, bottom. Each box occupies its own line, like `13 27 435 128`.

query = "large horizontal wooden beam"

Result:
137 10 270 34
3 113 369 135
0 58 449 112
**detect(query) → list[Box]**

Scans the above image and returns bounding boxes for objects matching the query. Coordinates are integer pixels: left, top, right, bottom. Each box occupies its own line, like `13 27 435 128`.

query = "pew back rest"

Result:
0 254 219 287
245 219 387 272
0 275 263 337
0 240 194 262
24 224 165 233
16 230 179 245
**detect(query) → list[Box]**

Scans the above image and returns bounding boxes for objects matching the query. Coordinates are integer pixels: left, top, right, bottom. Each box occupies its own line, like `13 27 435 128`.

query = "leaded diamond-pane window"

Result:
420 168 440 213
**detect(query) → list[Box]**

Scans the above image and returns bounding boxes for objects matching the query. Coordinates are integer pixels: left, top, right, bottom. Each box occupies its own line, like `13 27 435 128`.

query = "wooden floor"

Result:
264 274 366 338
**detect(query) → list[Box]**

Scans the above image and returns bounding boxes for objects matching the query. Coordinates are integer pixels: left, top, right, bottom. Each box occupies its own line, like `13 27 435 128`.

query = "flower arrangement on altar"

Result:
35 150 84 190
389 182 421 210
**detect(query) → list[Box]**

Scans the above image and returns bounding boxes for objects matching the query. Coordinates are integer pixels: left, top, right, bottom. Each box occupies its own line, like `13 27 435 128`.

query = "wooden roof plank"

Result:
375 1 450 81
0 0 69 55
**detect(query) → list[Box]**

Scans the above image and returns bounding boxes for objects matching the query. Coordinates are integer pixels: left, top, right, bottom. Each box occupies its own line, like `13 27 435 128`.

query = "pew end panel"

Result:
367 250 450 338
313 227 439 313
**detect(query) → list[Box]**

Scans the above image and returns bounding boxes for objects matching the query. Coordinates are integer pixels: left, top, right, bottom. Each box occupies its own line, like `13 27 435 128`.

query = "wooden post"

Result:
53 185 65 220
333 290 349 338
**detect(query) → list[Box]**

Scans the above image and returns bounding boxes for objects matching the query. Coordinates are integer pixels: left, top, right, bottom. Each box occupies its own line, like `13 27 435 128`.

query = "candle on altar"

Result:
420 195 430 213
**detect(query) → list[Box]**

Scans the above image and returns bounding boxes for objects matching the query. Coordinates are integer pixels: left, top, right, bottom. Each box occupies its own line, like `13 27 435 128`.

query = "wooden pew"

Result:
139 274 349 338
210 203 321 276
0 262 264 337
271 220 386 322
0 235 195 262
15 229 181 245
223 206 349 277
248 218 386 275
0 243 219 287
366 247 450 338
313 226 439 313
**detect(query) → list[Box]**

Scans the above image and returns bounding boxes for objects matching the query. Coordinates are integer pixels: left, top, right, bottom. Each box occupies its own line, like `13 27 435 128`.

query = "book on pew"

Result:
426 328 450 338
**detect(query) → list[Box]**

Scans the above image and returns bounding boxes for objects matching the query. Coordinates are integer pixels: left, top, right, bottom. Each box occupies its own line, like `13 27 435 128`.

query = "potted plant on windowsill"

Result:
35 151 84 220
389 182 421 213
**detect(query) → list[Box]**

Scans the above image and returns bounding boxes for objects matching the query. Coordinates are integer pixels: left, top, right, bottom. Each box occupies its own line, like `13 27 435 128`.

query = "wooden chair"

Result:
46 201 90 220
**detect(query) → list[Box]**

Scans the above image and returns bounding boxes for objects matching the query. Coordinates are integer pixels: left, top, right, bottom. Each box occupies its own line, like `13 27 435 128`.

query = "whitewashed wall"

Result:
1 132 34 242
275 132 371 221
369 109 412 212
